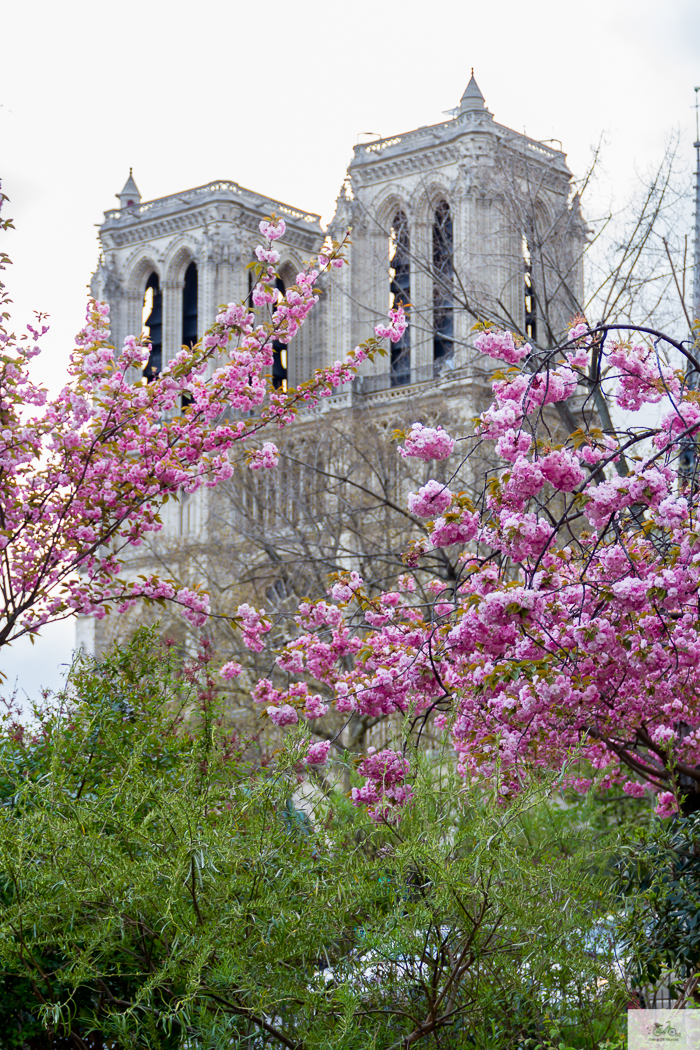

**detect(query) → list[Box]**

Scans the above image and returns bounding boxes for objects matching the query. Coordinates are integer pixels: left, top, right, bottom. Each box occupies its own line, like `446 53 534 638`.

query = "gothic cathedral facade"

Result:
81 75 585 655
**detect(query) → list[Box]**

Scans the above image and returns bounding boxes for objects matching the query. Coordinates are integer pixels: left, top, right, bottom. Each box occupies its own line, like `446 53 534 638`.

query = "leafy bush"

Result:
615 813 700 1006
0 630 627 1048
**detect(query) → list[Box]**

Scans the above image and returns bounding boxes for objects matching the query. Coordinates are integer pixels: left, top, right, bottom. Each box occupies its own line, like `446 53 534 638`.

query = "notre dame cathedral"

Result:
81 75 585 659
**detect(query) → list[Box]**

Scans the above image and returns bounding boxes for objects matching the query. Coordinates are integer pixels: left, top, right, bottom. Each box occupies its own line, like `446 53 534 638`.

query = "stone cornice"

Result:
350 117 572 190
100 181 322 252
101 207 320 254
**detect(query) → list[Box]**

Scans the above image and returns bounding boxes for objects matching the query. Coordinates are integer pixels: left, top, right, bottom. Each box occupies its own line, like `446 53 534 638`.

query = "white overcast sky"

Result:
1 0 698 703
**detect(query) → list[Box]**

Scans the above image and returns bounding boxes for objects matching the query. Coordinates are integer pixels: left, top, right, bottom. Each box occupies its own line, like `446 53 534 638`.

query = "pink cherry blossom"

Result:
407 480 453 518
220 661 243 680
568 322 590 343
655 495 689 529
654 791 678 818
259 316 700 819
259 218 286 240
474 329 530 365
330 571 363 603
236 603 271 652
267 704 299 727
304 694 329 719
0 209 372 655
8 173 700 824
306 739 331 765
608 341 681 411
351 749 413 822
540 449 585 491
431 510 480 548
374 305 407 343
248 442 279 470
495 428 532 462
255 245 281 265
398 422 455 461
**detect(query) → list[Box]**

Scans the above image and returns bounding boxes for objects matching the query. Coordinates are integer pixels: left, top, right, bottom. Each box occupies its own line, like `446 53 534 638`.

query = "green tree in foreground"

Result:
615 813 700 1009
0 630 627 1049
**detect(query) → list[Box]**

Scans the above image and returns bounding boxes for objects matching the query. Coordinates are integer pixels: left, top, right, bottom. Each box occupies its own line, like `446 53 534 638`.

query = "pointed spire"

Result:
459 71 486 114
116 168 141 209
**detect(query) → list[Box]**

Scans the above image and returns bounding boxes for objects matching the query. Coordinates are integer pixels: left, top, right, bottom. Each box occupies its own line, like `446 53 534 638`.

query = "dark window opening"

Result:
182 262 198 349
389 209 410 387
679 440 699 495
271 276 288 391
524 264 537 343
143 272 162 381
181 262 198 409
523 230 538 344
433 201 453 371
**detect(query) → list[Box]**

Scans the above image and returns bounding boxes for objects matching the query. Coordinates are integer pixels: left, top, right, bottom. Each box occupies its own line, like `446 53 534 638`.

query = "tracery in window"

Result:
142 272 162 381
389 210 410 387
433 201 453 369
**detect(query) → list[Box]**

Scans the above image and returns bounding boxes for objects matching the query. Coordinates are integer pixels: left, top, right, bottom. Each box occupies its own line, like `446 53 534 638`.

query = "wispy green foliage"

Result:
0 630 627 1048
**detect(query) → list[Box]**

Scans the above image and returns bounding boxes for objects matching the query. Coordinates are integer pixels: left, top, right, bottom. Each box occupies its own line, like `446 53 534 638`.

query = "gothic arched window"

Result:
142 272 162 381
182 262 198 349
272 276 288 391
389 210 410 387
433 201 453 369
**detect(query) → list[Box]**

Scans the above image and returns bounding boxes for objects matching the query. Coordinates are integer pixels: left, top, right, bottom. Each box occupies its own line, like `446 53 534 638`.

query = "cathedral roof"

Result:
459 72 486 113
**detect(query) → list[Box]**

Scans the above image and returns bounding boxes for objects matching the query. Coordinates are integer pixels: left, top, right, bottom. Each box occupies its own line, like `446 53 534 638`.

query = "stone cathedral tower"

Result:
82 75 585 656
91 75 584 395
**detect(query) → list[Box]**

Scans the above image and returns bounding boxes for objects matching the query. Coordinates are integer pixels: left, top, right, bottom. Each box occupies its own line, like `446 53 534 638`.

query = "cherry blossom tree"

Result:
260 317 700 819
7 169 700 823
0 186 393 667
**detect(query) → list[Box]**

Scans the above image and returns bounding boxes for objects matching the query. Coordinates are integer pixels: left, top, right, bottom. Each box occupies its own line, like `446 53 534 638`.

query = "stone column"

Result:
162 280 182 368
412 211 433 376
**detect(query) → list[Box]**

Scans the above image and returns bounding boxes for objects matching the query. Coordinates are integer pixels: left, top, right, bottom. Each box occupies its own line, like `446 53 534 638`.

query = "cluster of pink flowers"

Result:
259 218 286 241
582 466 672 530
269 271 320 344
267 704 299 727
248 442 279 470
568 321 590 343
654 792 679 818
220 661 243 680
608 341 681 411
474 329 530 365
495 428 532 462
351 749 413 822
330 571 364 603
407 480 453 517
235 604 271 652
431 509 479 548
305 739 331 765
374 305 408 343
318 252 344 270
539 449 585 492
398 422 455 461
